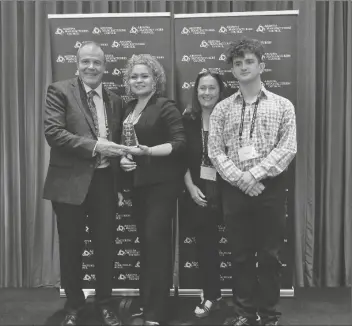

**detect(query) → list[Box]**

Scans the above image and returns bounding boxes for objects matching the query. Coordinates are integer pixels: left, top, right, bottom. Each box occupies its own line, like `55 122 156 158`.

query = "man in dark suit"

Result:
43 42 126 326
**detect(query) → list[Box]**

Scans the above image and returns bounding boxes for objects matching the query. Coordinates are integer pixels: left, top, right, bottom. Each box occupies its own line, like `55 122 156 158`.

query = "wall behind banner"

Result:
48 11 297 294
48 14 173 290
175 13 297 293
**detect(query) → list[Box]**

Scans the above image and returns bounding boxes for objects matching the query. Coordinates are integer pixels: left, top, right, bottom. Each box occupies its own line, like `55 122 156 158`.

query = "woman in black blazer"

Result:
120 54 186 325
182 70 226 318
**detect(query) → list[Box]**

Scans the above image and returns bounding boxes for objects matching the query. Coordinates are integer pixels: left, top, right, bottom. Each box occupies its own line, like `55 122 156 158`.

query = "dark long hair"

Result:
183 70 226 120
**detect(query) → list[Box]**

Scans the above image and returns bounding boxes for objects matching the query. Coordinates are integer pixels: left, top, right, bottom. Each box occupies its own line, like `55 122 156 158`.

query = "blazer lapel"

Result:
135 93 158 127
71 78 97 137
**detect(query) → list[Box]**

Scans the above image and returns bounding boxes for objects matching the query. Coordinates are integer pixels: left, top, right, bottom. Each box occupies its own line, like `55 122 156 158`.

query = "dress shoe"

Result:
99 307 122 326
61 311 79 326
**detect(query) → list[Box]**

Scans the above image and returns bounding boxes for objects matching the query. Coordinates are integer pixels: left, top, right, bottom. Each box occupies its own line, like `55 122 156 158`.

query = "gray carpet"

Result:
0 287 350 325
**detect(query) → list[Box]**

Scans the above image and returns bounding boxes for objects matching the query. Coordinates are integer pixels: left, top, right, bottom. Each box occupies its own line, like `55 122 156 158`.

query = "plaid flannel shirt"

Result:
208 85 297 185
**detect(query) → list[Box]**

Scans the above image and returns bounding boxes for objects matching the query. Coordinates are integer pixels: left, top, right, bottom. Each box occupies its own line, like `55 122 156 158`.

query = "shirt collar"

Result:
234 83 269 101
82 81 103 98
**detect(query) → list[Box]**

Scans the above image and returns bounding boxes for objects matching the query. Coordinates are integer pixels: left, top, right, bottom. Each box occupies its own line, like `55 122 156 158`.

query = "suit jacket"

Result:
123 94 186 187
43 77 124 205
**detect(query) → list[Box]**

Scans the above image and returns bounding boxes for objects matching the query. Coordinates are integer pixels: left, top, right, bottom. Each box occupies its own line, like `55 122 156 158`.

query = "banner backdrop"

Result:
174 11 298 296
48 13 172 295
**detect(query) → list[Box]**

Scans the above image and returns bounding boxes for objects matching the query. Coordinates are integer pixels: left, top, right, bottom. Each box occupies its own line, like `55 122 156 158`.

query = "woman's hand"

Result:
126 144 151 156
120 156 137 172
187 184 207 207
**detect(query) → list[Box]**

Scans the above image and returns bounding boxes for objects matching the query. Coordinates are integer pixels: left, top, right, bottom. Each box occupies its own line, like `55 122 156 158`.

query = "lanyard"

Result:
238 95 260 146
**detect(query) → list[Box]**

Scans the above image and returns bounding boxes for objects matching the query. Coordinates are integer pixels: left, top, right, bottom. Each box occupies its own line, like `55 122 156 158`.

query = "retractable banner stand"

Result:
48 13 172 297
175 11 298 297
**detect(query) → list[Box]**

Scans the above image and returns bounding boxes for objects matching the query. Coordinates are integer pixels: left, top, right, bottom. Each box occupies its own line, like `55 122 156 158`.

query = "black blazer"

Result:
183 114 204 189
123 94 187 187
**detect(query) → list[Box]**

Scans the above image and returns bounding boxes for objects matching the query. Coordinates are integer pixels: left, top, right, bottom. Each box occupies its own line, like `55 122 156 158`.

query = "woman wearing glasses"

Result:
182 70 226 318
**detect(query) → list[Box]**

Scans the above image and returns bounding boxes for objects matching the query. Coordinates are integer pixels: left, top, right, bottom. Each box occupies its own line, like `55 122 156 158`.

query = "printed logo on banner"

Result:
92 27 127 35
82 263 94 270
117 213 130 220
183 237 196 244
118 273 139 281
220 261 232 268
82 249 94 257
55 27 89 36
256 24 292 33
105 54 128 63
181 54 216 63
219 250 231 257
74 41 82 49
117 225 126 232
92 27 102 35
135 261 141 268
134 237 140 244
218 54 227 61
129 26 164 34
117 249 140 257
83 274 96 281
180 26 215 35
111 40 146 49
114 262 133 269
265 52 291 60
184 261 199 268
264 80 291 88
182 82 195 89
115 237 132 245
224 80 240 89
102 81 125 91
220 275 232 282
85 226 89 233
217 225 226 232
219 237 228 244
56 55 76 63
84 239 92 245
200 40 224 48
218 25 253 34
112 68 125 76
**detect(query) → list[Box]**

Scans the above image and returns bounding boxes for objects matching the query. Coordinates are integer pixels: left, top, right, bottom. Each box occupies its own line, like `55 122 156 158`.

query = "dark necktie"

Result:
87 90 101 166
87 89 100 137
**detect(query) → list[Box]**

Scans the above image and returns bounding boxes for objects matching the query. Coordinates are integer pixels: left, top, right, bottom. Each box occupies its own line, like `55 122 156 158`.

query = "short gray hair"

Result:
76 41 106 63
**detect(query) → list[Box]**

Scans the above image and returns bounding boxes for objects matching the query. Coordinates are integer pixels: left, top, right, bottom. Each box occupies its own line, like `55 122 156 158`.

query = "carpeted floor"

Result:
0 287 350 325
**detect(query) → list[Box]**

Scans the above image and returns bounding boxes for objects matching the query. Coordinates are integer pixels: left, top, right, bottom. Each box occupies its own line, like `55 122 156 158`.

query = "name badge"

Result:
200 166 217 181
238 145 259 162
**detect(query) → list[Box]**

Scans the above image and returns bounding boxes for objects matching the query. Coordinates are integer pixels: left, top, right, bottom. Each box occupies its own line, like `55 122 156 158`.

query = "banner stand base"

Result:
59 288 176 298
60 287 294 298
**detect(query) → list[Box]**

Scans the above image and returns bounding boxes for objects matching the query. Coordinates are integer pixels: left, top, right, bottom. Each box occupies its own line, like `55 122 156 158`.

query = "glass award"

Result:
121 122 139 147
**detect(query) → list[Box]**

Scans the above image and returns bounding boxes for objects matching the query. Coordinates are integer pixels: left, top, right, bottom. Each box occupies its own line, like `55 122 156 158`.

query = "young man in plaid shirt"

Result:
208 37 297 326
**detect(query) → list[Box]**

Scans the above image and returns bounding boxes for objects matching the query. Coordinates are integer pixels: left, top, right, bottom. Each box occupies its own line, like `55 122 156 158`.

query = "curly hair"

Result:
123 54 166 97
183 69 226 120
224 37 265 65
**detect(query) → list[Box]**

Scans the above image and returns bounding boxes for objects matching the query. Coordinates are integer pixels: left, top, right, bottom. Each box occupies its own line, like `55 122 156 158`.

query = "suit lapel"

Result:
71 78 97 137
134 93 158 127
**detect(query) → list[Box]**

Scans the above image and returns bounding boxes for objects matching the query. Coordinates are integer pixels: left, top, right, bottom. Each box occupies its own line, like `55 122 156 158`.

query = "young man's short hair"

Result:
225 37 265 64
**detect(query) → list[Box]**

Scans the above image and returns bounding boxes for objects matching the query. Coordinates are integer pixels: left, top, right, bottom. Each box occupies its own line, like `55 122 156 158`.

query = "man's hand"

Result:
246 182 265 197
120 155 137 172
187 184 207 207
237 171 257 193
117 192 124 207
95 138 128 157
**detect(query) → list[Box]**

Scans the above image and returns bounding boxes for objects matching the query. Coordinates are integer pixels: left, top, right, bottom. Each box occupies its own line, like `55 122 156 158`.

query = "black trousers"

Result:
132 181 181 323
190 203 221 301
220 173 286 320
52 167 116 312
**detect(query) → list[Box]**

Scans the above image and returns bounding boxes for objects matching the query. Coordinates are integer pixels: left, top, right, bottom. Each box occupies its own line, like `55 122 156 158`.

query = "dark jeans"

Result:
133 181 181 323
190 203 221 301
52 167 116 312
220 174 286 320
